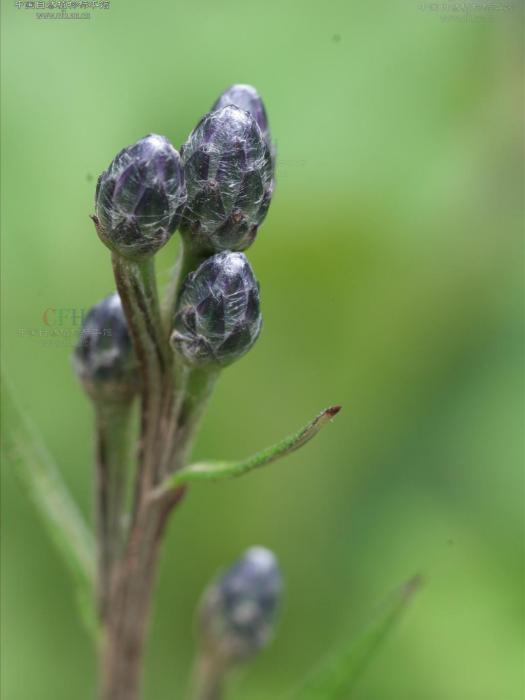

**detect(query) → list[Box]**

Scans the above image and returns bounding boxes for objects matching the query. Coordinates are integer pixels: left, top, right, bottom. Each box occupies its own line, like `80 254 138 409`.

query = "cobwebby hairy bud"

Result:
212 84 271 148
94 134 186 260
171 251 262 368
180 106 273 253
73 292 139 401
199 547 282 665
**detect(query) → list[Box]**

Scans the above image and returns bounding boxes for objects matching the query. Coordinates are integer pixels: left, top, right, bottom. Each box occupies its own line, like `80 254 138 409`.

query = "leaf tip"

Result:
325 405 342 418
403 574 424 600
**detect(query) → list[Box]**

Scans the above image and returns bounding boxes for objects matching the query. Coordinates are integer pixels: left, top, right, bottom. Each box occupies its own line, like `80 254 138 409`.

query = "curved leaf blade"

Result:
166 405 341 488
1 376 97 638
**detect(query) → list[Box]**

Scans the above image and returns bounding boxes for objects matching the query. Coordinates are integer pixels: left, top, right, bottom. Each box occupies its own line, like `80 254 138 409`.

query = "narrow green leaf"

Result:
292 576 422 700
1 377 97 639
164 405 341 489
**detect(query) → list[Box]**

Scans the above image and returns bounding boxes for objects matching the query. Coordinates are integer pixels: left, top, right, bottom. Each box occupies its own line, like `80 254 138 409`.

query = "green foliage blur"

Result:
1 0 523 698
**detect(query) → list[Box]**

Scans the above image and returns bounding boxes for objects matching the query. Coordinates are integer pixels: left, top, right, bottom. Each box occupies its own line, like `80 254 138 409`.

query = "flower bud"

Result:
94 134 186 260
73 293 139 402
211 84 271 149
199 547 282 665
180 106 273 253
171 251 262 368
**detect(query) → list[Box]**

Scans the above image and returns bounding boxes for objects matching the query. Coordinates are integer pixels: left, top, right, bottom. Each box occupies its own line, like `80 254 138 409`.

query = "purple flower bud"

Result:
94 134 186 259
180 106 273 253
199 547 282 665
73 293 139 401
171 251 262 368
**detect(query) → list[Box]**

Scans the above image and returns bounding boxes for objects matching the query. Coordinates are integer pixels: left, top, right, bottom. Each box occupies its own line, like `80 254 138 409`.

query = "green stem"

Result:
169 367 220 473
93 399 134 622
162 241 207 339
188 654 227 700
158 241 215 481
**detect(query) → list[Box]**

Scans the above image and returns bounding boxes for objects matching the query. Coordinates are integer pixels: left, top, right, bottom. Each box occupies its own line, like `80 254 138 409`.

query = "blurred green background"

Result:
1 0 523 698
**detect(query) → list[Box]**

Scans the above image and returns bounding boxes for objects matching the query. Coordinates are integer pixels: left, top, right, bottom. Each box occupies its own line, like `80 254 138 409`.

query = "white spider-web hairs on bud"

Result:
211 84 272 149
180 106 274 253
95 134 187 259
171 251 262 368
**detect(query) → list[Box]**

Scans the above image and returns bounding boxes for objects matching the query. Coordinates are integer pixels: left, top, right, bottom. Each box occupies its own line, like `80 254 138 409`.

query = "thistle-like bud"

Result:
94 134 186 260
171 251 262 368
73 293 139 402
199 547 282 665
211 84 271 149
180 106 273 253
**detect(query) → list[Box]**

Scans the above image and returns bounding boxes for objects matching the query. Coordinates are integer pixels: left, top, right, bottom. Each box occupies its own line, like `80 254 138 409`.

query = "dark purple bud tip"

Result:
73 292 139 402
94 134 186 260
171 251 262 368
199 547 282 665
212 84 271 147
180 106 273 254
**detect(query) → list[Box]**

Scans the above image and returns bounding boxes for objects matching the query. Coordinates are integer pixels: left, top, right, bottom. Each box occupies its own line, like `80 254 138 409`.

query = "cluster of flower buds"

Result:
198 547 282 666
73 292 139 402
172 84 273 367
90 84 273 371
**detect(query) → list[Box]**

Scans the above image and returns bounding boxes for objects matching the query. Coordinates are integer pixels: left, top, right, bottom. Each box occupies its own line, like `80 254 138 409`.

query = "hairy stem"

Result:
112 254 169 487
99 253 220 700
98 369 217 698
99 254 218 700
100 488 186 700
103 254 176 699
